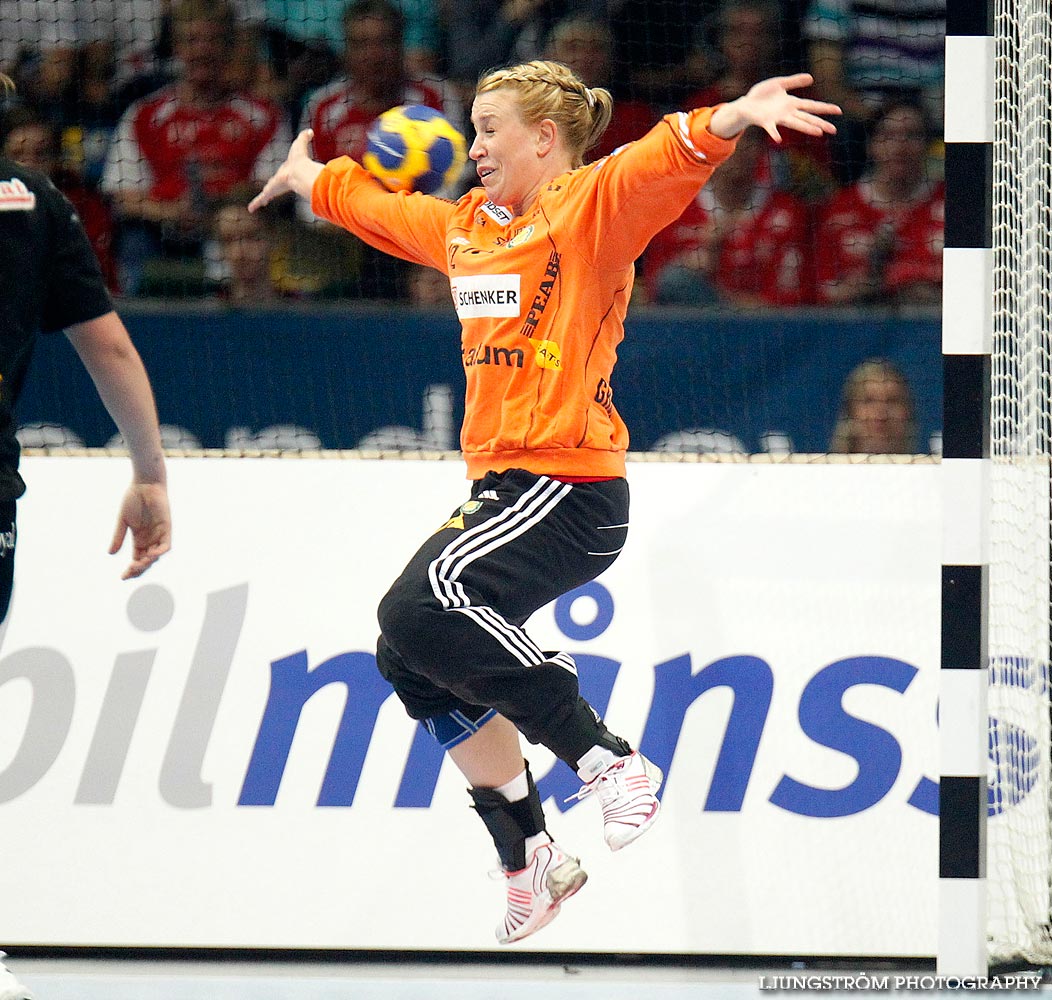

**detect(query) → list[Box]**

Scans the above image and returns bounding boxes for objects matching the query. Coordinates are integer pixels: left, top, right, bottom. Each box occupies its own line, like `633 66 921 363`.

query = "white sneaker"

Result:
0 953 32 1000
495 842 588 944
570 750 663 851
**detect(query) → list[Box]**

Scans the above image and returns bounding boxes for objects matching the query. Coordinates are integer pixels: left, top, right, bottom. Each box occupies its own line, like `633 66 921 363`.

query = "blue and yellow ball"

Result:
363 104 467 195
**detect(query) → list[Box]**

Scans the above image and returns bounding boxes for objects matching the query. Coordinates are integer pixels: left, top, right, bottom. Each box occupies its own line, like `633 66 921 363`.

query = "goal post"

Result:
940 0 993 976
945 0 1052 972
985 0 1052 967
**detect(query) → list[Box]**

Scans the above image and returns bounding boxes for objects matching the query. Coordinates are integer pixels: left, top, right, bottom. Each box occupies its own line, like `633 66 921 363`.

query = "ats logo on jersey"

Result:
451 275 521 318
0 178 36 211
529 339 562 371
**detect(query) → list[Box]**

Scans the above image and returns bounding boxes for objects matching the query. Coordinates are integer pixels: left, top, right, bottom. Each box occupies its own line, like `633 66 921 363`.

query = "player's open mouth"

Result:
479 167 495 181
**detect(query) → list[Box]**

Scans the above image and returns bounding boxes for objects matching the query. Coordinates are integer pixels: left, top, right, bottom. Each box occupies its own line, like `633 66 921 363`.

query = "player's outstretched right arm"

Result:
248 129 325 212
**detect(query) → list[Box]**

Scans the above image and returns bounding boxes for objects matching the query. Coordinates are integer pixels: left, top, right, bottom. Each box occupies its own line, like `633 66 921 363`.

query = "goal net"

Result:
0 1 945 461
988 0 1052 965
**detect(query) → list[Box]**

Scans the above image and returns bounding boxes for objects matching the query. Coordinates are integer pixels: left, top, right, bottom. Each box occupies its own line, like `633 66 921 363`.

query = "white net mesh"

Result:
988 0 1052 965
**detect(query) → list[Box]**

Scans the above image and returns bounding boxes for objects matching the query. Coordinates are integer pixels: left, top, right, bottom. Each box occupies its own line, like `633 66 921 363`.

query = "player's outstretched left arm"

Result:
249 129 325 212
709 73 841 142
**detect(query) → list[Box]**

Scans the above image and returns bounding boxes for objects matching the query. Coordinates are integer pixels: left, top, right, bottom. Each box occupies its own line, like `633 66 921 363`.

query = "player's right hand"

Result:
249 129 318 212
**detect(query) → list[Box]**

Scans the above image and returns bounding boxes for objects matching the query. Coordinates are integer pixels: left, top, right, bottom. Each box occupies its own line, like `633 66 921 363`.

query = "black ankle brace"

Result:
593 730 632 759
468 762 547 871
556 697 632 769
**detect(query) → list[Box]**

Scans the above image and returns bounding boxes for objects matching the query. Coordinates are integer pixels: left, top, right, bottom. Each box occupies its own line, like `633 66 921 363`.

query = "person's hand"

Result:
710 73 841 142
110 482 172 580
248 129 322 212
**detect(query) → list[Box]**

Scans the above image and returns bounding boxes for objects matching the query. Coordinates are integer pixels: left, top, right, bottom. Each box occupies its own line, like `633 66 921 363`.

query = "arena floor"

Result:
10 958 752 1000
5 955 938 1000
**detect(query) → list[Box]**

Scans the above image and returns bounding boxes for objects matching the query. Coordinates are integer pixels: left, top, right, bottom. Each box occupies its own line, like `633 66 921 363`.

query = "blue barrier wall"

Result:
19 304 941 454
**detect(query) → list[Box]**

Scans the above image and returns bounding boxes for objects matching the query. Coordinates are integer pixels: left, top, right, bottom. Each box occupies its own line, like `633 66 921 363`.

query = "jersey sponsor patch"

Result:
451 274 521 318
506 224 534 248
0 178 36 211
528 338 562 371
480 200 513 225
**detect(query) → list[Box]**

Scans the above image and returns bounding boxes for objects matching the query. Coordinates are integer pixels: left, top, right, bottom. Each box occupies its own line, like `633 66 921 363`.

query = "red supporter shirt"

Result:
102 87 289 202
300 77 461 164
814 178 945 303
645 181 816 305
59 176 119 292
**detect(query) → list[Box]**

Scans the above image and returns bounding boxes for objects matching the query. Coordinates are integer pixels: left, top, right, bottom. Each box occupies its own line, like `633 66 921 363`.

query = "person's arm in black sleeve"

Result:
39 185 114 333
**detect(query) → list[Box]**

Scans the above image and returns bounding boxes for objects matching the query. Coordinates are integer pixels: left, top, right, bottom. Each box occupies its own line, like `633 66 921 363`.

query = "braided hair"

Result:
476 60 614 168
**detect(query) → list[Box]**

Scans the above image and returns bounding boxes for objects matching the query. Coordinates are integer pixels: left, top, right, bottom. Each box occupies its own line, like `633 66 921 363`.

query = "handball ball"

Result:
363 104 467 195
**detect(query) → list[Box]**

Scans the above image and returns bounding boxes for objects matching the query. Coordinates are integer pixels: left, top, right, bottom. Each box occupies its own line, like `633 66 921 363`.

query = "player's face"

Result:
469 90 547 214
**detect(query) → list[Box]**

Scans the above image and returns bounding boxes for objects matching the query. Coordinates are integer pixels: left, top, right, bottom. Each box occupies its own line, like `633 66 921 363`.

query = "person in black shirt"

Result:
0 75 171 998
0 142 171 591
0 149 171 588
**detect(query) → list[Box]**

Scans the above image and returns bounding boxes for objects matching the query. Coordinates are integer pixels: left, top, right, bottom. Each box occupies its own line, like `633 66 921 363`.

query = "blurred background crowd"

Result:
0 0 945 311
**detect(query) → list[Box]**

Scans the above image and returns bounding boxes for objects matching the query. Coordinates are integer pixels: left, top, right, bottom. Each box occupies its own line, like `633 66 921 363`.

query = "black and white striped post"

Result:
939 0 993 976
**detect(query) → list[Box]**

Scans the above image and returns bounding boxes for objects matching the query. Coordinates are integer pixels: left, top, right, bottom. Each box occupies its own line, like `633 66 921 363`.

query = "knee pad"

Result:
423 705 498 750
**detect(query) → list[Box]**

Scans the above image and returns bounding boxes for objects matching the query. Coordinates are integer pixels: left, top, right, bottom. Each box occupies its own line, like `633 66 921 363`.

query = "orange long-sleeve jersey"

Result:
312 108 738 479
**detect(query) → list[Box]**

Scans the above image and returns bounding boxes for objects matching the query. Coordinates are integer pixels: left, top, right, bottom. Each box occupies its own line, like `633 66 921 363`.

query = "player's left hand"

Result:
710 73 842 142
110 481 172 580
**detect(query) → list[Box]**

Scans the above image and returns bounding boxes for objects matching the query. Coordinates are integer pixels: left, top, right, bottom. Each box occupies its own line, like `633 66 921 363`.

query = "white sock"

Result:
524 831 552 856
494 768 529 802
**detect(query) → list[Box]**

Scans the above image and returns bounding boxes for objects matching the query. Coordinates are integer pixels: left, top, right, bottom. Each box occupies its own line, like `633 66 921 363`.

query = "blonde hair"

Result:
476 59 613 168
830 358 918 454
0 73 14 95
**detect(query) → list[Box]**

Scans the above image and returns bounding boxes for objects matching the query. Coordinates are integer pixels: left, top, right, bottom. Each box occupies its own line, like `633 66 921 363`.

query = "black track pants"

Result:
375 468 629 767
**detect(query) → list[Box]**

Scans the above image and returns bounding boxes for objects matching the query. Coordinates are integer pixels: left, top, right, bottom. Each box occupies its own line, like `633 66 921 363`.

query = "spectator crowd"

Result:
0 0 946 307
